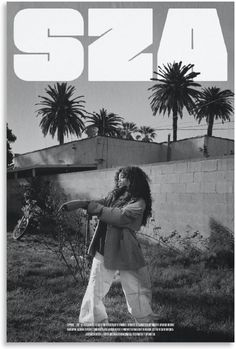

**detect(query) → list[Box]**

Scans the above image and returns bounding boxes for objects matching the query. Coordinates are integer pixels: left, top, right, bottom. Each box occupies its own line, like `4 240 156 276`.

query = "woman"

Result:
59 166 156 323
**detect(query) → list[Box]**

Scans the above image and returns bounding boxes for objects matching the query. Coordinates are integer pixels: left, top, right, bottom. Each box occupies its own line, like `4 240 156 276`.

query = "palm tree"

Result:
118 122 138 140
137 126 157 142
36 82 87 145
149 61 201 141
193 87 234 136
85 108 123 137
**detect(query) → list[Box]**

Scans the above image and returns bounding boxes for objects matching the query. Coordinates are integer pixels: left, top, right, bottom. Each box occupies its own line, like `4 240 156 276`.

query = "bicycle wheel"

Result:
12 216 30 240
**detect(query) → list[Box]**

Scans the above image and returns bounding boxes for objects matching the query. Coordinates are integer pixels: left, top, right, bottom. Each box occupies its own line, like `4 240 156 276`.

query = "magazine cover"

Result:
7 1 234 343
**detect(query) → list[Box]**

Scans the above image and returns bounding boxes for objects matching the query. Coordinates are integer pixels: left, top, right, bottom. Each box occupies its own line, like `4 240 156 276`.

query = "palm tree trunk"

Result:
173 107 178 141
207 114 214 137
58 129 64 145
58 114 64 144
102 117 105 136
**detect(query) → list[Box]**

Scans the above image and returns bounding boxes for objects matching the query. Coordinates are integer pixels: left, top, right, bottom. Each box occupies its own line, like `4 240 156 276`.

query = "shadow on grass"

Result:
7 217 234 343
152 289 233 315
152 325 234 342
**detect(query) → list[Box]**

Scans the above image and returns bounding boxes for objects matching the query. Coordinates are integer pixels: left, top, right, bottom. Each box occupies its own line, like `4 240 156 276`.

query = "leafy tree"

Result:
118 122 138 140
7 124 16 167
84 125 98 138
149 61 201 141
137 126 157 142
36 82 87 145
85 108 123 137
193 87 234 136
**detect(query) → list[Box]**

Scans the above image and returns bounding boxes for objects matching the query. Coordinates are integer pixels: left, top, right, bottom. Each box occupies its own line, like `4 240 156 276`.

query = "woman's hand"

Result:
87 201 103 216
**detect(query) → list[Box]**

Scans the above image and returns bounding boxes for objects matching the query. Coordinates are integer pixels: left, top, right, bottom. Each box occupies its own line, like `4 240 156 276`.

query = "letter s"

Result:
14 9 84 81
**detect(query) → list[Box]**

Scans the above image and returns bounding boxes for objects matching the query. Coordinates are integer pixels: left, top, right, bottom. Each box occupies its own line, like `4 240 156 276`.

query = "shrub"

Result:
139 217 234 271
18 177 91 284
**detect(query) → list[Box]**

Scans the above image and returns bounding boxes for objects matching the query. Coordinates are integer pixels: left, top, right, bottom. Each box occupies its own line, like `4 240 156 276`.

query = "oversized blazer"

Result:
87 198 146 270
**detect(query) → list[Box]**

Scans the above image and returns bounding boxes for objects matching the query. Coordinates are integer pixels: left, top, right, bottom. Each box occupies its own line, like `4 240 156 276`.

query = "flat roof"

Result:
7 164 97 178
14 135 163 157
8 163 97 172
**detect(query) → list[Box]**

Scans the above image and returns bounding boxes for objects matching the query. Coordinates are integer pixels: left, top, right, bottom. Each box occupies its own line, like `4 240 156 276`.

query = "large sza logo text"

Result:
14 8 227 81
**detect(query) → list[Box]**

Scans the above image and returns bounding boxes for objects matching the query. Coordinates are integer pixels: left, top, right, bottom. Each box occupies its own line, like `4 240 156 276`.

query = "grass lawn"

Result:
7 231 234 342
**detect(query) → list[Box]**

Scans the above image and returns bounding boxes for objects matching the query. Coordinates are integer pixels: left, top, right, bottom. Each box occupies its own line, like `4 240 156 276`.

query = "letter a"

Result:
158 9 227 81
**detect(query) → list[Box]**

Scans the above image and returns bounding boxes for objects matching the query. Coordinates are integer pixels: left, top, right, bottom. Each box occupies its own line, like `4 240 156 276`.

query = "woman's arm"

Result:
58 197 107 213
87 199 145 227
59 200 90 212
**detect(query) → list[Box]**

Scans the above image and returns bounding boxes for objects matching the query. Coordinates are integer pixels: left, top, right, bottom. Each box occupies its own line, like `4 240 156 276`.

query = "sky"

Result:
7 1 234 154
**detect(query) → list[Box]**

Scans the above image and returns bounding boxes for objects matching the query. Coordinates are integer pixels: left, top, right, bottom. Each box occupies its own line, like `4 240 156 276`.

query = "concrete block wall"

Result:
8 156 234 240
51 156 234 239
142 156 234 239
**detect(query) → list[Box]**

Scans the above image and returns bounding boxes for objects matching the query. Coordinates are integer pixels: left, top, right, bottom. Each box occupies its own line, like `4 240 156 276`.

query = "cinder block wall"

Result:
8 156 234 238
142 156 234 238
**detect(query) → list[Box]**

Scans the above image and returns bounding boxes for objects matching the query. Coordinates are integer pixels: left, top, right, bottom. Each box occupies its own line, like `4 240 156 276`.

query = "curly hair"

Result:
106 166 152 226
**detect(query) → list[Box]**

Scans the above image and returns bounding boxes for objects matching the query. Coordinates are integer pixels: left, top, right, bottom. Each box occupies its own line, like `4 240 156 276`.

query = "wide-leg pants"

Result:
79 252 154 323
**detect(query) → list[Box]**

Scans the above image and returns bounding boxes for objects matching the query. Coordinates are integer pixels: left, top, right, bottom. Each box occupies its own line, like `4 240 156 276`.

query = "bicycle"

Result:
12 199 92 243
12 200 42 240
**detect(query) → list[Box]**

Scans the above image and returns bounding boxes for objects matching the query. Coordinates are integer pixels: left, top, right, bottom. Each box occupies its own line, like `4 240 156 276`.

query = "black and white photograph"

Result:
6 1 234 342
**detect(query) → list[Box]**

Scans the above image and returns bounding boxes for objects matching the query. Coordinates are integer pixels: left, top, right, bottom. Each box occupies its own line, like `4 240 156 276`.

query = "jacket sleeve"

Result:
93 198 107 206
87 199 145 228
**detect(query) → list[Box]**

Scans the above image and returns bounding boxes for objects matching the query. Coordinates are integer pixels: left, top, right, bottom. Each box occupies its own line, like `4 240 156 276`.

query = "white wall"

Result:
14 136 166 169
14 136 234 171
105 138 167 168
14 138 98 168
169 136 234 161
55 157 234 239
205 136 234 157
8 156 233 240
168 137 205 160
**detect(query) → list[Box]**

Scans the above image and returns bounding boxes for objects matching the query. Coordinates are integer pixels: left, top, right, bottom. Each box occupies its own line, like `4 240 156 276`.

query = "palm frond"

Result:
85 108 123 137
35 82 88 144
192 86 234 135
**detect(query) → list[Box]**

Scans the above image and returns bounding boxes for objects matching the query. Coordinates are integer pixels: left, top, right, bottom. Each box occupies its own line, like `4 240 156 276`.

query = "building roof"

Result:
14 135 162 157
7 164 97 179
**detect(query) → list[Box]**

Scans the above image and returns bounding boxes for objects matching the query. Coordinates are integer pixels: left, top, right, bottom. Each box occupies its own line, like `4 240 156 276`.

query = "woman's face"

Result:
118 172 130 189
